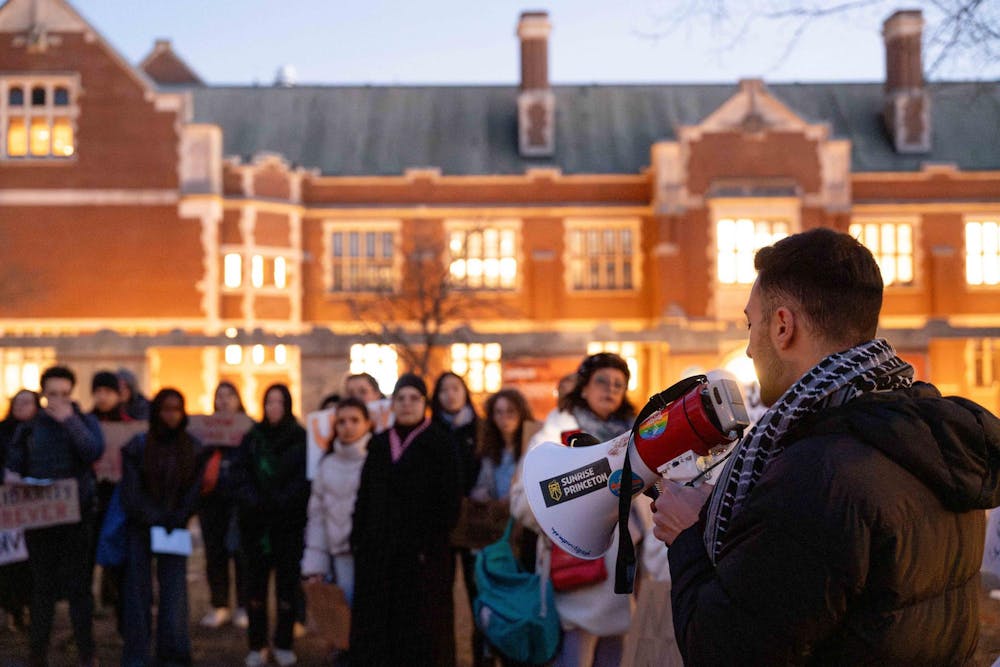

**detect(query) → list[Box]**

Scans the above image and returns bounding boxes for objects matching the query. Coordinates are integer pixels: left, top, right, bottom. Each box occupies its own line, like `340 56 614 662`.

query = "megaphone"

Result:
523 374 750 559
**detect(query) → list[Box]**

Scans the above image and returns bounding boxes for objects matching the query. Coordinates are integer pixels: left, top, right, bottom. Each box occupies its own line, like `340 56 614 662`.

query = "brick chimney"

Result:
517 11 555 157
882 10 930 153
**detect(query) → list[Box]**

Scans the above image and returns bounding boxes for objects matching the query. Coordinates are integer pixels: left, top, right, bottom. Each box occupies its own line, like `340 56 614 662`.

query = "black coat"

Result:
231 419 309 543
120 433 206 530
669 382 1000 665
349 419 462 666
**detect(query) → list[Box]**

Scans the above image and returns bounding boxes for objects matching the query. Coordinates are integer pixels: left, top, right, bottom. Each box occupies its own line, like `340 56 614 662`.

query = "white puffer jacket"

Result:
300 433 371 576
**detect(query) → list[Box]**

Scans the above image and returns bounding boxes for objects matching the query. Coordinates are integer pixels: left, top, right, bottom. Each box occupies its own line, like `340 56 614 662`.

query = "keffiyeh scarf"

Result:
703 338 914 564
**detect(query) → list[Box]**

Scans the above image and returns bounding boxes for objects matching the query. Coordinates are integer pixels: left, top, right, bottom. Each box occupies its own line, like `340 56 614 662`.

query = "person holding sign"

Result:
4 366 105 667
0 389 39 632
232 384 309 667
119 389 206 667
197 381 251 630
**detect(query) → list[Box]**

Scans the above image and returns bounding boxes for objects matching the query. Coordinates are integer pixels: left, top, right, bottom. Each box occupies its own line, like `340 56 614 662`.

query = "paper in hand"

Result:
150 526 192 556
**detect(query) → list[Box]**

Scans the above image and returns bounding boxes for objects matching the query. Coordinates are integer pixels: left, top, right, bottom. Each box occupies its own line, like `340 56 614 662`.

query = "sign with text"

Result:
0 478 81 531
94 421 148 482
188 413 254 448
0 529 28 565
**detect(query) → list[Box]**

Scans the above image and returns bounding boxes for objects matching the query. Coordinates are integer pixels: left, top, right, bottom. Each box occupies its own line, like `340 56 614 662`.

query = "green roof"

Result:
190 81 1000 176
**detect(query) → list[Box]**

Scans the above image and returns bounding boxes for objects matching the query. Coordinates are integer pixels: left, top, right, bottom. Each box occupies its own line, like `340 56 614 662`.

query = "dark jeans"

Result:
244 526 303 652
25 517 96 661
199 496 246 609
121 525 191 666
455 547 486 665
93 480 124 629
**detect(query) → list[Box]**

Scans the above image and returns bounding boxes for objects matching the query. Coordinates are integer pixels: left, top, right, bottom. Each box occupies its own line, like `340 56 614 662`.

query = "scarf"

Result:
390 417 431 463
704 338 914 564
572 406 633 443
440 404 475 430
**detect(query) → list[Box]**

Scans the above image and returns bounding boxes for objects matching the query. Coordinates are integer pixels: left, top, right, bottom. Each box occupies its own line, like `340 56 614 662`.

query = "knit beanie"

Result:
392 373 428 398
91 371 120 394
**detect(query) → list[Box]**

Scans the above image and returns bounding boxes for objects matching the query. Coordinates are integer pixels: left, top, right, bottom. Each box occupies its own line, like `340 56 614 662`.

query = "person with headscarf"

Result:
116 368 151 421
232 384 309 667
119 388 206 667
349 373 462 666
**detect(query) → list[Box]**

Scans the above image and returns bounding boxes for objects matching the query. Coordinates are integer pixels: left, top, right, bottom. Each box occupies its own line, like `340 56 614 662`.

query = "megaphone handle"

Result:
644 485 660 500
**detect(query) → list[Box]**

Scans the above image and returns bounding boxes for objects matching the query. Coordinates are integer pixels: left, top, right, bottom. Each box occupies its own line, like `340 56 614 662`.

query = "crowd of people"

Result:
2 229 1000 667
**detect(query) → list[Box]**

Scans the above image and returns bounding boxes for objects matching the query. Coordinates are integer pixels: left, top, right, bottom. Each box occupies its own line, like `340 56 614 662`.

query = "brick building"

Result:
1 0 999 418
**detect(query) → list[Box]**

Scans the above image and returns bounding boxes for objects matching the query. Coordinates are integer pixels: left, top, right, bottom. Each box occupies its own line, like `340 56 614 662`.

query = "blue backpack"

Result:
474 518 561 665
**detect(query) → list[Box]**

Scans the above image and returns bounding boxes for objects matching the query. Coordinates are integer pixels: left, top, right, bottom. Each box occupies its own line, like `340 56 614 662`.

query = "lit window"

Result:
448 223 518 290
6 118 26 156
966 220 1000 286
566 219 640 290
2 78 76 159
587 342 639 391
251 255 264 288
969 339 1000 388
274 344 287 365
251 344 265 365
223 253 242 288
274 257 287 289
224 345 242 365
849 222 914 286
327 223 398 292
716 218 789 284
0 347 56 415
350 343 398 395
451 343 502 394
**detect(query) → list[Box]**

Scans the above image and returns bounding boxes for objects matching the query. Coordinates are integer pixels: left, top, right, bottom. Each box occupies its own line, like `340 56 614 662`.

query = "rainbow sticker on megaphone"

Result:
638 412 668 440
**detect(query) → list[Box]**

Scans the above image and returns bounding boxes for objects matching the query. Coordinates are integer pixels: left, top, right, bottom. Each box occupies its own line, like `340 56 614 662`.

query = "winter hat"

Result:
392 373 428 398
91 371 120 394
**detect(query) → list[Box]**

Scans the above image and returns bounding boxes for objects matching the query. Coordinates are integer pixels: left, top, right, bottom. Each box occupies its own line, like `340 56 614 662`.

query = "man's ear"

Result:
771 306 796 350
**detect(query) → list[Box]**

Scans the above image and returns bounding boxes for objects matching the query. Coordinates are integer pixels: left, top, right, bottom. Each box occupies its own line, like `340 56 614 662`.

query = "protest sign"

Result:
368 398 393 435
306 408 336 481
0 478 80 531
94 421 148 482
188 413 254 447
0 528 28 565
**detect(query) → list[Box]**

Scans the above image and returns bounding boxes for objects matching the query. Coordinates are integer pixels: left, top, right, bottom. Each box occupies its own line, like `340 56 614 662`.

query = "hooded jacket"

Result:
668 382 1000 665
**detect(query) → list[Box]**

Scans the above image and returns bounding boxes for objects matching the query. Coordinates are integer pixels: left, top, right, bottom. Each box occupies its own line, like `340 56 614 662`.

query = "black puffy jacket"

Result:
669 382 1000 666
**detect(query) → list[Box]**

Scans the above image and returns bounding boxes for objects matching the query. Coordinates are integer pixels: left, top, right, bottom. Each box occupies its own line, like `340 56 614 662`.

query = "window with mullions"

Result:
565 220 639 291
329 227 397 292
716 218 790 285
2 78 77 159
447 224 518 290
849 221 915 286
966 220 1000 287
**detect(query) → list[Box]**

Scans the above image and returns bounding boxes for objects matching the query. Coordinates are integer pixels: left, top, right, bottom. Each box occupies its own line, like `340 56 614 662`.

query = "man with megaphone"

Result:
652 228 1000 665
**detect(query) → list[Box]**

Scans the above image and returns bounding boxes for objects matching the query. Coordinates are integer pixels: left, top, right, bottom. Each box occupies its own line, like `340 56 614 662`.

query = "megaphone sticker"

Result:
608 469 644 498
638 412 668 439
538 458 613 508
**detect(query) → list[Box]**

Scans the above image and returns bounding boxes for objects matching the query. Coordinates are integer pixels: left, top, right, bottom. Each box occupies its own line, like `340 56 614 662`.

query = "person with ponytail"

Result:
120 388 206 667
232 384 309 667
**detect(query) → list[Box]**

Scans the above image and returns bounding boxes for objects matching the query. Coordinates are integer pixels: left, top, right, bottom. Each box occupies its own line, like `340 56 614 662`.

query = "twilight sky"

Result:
68 0 997 86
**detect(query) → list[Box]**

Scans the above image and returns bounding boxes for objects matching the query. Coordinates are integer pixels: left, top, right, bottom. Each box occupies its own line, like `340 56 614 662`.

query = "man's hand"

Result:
45 397 74 423
651 480 712 545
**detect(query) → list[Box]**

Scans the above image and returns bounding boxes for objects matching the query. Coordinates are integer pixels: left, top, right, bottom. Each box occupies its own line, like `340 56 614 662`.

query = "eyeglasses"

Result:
592 375 627 392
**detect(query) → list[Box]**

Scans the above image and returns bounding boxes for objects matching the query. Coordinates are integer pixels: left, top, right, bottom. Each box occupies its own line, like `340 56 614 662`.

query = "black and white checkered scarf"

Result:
703 338 914 564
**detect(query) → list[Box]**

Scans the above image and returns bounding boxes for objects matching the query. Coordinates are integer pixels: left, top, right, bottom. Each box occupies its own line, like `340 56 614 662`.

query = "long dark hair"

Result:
478 388 534 464
3 389 40 422
430 371 475 421
214 381 246 414
260 383 296 429
143 388 198 508
559 352 636 422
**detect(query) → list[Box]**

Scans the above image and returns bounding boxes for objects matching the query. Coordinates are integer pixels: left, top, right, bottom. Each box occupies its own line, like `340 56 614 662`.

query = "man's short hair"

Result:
754 228 883 346
40 365 76 390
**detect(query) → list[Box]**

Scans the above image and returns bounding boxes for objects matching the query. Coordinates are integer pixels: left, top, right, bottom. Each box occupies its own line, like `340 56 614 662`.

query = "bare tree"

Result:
638 0 1000 78
346 225 518 377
